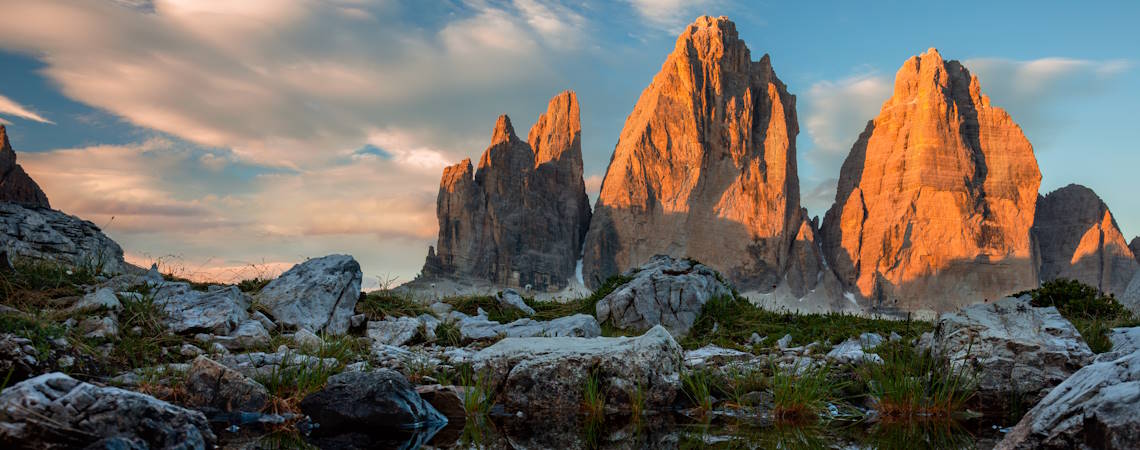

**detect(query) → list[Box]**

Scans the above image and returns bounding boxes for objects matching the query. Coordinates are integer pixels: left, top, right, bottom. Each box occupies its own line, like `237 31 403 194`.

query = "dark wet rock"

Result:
594 255 733 338
185 356 269 413
257 254 362 335
300 369 446 435
0 372 215 449
415 384 465 424
997 349 1140 449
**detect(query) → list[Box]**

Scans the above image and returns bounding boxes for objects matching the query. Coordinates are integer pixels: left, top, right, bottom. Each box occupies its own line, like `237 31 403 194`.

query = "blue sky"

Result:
1 0 1137 286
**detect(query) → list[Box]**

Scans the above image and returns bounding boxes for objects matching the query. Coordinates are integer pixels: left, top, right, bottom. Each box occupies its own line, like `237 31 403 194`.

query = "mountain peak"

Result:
0 125 52 208
490 115 516 146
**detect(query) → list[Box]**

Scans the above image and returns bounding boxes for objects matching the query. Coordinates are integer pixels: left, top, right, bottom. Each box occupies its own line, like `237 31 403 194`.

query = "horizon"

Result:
1 0 1137 287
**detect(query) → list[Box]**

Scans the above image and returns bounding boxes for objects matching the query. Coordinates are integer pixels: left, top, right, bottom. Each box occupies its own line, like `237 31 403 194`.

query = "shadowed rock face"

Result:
820 48 1042 312
1034 184 1138 296
0 125 50 208
422 91 592 292
582 16 809 292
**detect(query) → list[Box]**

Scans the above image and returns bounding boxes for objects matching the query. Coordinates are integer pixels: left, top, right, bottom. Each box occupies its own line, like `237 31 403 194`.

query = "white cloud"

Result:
0 93 54 124
963 57 1132 145
626 0 716 31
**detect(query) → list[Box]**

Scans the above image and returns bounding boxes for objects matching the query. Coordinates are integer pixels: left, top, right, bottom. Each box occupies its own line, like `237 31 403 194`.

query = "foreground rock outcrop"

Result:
582 16 814 295
472 325 683 413
0 202 133 274
256 254 362 335
300 370 446 434
821 48 1042 312
0 125 49 208
929 296 1093 410
997 345 1140 449
421 91 592 292
594 255 732 338
0 373 216 449
1034 184 1138 298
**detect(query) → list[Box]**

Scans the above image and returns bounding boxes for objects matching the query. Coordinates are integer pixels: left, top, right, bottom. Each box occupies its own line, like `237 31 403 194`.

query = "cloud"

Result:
800 72 891 214
963 57 1132 145
0 92 54 124
626 0 717 31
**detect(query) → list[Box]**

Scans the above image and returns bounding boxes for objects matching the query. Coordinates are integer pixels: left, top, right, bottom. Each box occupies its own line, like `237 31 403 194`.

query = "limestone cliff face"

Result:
820 49 1042 312
0 125 50 208
1034 184 1137 296
582 16 807 291
422 91 592 291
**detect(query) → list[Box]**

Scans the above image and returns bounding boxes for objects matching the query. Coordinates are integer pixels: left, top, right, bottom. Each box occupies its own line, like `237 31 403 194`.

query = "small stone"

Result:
74 288 122 312
777 334 793 350
251 311 276 332
210 342 229 354
57 356 75 369
499 289 535 316
350 313 367 329
181 344 205 357
429 302 452 317
80 316 119 339
185 356 269 413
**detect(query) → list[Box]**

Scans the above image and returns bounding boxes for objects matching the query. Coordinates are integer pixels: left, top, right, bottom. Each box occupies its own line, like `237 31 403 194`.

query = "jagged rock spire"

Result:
0 125 51 208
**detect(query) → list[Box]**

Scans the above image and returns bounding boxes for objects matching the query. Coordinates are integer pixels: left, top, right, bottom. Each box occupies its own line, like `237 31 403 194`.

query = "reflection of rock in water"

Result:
494 415 680 450
304 421 446 450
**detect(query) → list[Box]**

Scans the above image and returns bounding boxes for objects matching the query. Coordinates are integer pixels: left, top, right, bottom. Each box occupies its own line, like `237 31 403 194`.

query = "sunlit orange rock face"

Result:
1034 184 1138 296
582 16 814 292
422 91 592 291
820 49 1042 312
0 125 51 208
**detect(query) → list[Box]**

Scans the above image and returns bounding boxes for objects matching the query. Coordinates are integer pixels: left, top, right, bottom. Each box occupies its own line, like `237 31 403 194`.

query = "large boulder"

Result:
420 91 592 293
300 369 446 434
455 312 601 341
0 125 49 208
997 349 1140 449
256 254 362 335
930 296 1093 410
582 16 810 296
0 202 132 274
184 356 269 413
153 282 251 335
471 325 683 413
594 255 733 337
0 373 215 449
1034 184 1139 301
820 48 1042 312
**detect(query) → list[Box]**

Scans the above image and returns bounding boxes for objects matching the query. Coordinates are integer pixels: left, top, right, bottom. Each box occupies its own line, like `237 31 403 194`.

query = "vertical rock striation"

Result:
0 125 50 208
820 48 1042 312
422 91 592 292
582 16 814 293
1034 184 1138 297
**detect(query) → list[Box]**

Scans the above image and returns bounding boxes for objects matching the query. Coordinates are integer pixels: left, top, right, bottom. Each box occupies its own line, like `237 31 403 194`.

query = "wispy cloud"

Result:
626 0 718 31
0 92 54 124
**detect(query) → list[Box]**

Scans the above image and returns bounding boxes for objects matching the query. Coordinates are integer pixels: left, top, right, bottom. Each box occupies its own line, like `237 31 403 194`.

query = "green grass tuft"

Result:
771 361 836 423
356 291 430 320
857 341 976 418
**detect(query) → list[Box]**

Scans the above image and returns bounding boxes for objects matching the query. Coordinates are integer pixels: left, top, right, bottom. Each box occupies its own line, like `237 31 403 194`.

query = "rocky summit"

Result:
420 90 592 292
1034 184 1139 299
582 16 813 295
820 48 1042 312
0 125 50 209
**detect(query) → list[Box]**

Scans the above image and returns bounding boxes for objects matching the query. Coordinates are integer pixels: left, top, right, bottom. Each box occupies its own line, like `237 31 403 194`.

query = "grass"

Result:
237 277 271 293
255 350 342 413
582 370 606 417
681 368 717 416
434 319 462 347
771 361 836 423
0 313 66 360
455 365 495 417
720 366 766 408
857 341 976 418
682 294 932 351
356 291 430 320
1019 279 1140 353
628 382 647 417
0 258 99 311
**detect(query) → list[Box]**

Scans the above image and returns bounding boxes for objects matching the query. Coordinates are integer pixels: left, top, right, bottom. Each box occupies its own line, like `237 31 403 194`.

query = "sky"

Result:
1 0 1137 288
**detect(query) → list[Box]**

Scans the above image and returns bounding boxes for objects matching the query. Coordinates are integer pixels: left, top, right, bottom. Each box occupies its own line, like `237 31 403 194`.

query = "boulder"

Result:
0 373 215 449
582 17 808 295
456 312 601 341
256 254 362 335
0 202 132 274
471 325 683 413
184 356 269 413
73 287 121 312
292 328 324 349
207 320 270 351
420 91 592 293
152 283 251 336
300 370 446 433
1034 184 1139 301
0 125 50 208
414 384 465 423
367 316 422 347
826 333 885 365
499 289 535 316
930 296 1093 410
594 255 733 337
997 349 1140 449
820 48 1041 312
214 351 338 380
